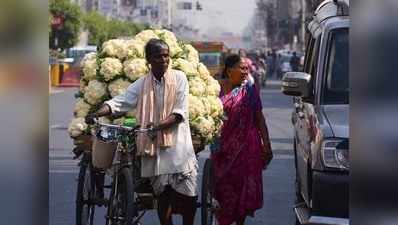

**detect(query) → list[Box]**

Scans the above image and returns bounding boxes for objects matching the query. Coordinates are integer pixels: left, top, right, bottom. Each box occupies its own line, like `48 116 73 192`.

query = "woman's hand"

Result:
261 143 273 169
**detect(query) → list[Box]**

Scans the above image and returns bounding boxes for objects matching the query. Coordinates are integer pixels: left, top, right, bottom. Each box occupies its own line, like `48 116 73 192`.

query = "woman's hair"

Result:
222 54 241 79
145 38 169 60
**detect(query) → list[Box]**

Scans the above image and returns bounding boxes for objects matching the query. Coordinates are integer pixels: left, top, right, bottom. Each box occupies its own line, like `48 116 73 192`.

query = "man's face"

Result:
147 47 170 74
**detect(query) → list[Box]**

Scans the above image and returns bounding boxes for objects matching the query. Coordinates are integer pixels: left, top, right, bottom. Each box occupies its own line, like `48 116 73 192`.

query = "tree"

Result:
82 11 108 46
49 0 82 50
83 12 149 46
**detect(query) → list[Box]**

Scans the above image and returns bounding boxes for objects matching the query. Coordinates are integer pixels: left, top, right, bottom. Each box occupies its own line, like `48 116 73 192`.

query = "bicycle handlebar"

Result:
93 118 151 133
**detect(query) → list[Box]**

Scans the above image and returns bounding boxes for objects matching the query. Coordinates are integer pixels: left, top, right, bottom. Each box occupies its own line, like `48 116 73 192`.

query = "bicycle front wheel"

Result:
201 159 216 225
106 167 135 225
76 156 96 225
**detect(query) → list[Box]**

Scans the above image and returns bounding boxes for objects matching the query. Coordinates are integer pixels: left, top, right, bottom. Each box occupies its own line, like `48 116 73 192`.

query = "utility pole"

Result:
301 0 306 51
167 0 175 30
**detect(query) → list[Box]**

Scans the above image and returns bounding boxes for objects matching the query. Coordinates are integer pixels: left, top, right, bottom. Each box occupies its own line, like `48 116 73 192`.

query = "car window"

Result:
322 28 349 104
310 39 321 77
303 37 314 74
304 36 320 97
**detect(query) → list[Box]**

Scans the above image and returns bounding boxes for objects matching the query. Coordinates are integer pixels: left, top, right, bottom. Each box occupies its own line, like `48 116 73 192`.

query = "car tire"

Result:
294 138 305 225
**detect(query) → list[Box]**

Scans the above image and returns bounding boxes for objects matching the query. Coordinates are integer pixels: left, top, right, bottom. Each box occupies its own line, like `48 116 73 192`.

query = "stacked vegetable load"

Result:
68 29 223 145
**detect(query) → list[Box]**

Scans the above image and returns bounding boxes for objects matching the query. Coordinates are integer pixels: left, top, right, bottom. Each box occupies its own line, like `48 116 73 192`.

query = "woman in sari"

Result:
212 54 273 225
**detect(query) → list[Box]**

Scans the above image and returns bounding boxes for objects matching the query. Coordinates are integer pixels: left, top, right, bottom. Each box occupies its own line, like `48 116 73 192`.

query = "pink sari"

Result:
211 82 265 225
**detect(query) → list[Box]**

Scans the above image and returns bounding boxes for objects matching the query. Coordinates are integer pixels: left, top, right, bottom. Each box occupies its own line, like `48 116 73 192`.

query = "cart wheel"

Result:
201 159 216 225
106 167 135 225
76 154 96 225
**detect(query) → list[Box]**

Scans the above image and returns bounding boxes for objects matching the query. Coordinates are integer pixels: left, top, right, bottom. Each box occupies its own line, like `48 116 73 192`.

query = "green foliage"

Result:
74 91 84 99
49 0 82 50
83 12 148 46
82 11 108 46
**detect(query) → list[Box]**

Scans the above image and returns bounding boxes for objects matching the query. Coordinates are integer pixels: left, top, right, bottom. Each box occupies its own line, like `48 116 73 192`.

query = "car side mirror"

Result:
281 72 311 98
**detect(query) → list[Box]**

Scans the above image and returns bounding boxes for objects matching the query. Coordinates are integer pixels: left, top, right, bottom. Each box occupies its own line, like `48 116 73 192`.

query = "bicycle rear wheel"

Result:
76 155 96 225
106 167 135 225
201 159 216 225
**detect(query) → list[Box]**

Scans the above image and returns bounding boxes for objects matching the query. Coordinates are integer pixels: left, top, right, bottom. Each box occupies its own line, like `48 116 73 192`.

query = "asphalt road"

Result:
49 79 296 225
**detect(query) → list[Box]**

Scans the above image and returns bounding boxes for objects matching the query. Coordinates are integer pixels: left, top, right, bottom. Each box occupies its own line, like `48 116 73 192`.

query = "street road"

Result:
49 79 296 225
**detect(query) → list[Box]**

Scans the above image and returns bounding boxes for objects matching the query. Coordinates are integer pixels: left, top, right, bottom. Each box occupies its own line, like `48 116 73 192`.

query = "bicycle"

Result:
73 135 104 225
93 118 218 225
93 118 154 225
201 157 216 225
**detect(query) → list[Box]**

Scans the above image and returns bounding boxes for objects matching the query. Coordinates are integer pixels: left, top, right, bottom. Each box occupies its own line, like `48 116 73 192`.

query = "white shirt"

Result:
105 70 197 177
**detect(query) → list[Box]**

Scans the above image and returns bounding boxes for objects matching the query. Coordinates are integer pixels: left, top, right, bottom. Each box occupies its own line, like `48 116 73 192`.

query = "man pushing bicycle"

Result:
86 38 198 225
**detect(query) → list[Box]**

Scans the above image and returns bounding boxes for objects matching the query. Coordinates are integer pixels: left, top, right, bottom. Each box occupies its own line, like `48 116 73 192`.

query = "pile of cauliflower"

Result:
68 29 223 144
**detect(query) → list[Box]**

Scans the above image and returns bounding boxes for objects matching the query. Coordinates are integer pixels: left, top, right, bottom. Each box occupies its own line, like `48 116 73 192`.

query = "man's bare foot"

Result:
211 198 221 214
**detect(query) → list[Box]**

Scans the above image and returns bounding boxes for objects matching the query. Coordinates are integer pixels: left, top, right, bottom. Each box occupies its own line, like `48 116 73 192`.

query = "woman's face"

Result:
227 59 249 86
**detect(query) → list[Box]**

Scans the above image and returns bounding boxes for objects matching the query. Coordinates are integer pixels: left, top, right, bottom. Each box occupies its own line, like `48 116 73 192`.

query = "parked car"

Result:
281 0 349 224
65 45 97 67
276 50 304 78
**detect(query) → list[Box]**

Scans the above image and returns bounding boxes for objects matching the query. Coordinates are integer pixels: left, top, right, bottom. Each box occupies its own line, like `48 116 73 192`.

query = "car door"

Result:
296 35 321 205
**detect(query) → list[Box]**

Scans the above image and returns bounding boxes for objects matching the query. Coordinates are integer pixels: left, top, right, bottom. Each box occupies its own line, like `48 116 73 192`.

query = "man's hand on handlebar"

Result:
85 104 112 125
145 122 157 140
85 113 97 125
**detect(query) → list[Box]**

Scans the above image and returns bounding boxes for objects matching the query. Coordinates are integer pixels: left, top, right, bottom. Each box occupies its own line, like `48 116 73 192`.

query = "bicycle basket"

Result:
73 134 93 151
95 125 120 142
92 136 117 169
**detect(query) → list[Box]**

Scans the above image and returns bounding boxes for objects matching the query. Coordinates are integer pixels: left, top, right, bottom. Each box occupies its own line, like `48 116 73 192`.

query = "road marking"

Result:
51 124 68 130
198 151 294 160
49 170 79 174
274 154 294 159
49 89 65 94
50 160 79 166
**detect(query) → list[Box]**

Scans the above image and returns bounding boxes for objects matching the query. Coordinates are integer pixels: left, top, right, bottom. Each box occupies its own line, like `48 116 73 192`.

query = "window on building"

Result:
178 2 192 10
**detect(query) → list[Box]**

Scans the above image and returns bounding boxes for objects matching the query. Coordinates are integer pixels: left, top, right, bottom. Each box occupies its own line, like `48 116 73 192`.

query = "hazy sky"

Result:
195 0 257 36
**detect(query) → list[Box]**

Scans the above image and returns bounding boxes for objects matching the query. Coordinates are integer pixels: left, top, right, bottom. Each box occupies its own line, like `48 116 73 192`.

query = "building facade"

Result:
72 0 203 41
254 0 317 51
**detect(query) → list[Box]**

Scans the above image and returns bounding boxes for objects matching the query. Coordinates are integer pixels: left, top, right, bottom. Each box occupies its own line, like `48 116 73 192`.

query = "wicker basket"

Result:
73 134 93 152
92 137 117 169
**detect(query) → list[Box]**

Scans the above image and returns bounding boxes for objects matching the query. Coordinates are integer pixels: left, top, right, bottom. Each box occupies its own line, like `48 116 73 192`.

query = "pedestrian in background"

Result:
213 54 273 225
290 51 300 72
265 51 275 79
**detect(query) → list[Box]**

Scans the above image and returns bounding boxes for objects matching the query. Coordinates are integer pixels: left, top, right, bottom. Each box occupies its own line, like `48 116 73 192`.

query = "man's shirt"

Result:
105 69 197 177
